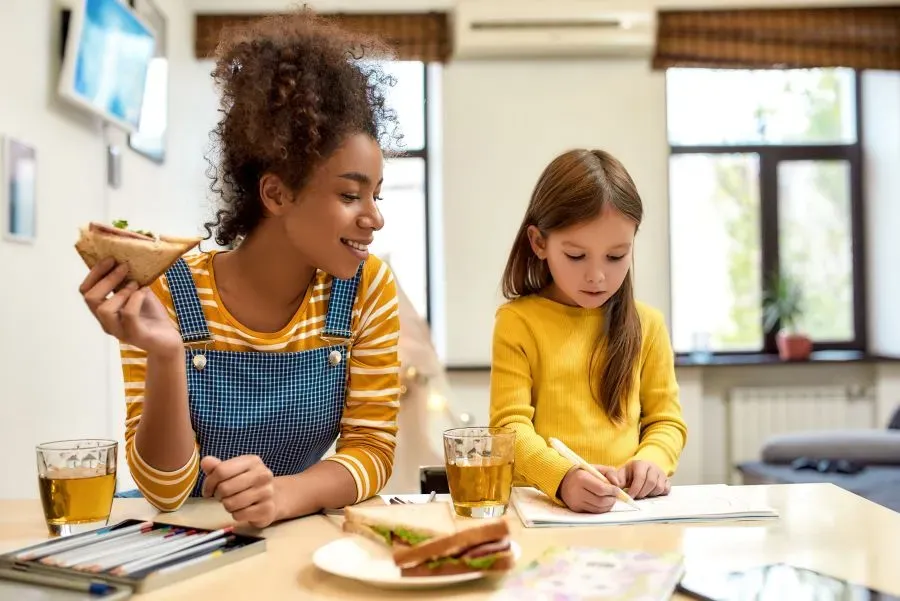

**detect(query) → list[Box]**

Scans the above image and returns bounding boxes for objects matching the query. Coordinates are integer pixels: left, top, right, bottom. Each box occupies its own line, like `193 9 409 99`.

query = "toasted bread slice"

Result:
392 518 509 568
342 502 457 548
399 551 515 577
75 224 201 287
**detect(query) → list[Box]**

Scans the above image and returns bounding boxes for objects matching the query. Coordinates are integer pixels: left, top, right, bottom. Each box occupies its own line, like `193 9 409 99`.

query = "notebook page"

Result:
511 484 779 527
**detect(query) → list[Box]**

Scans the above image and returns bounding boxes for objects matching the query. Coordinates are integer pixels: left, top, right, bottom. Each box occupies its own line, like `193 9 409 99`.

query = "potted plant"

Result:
763 271 812 361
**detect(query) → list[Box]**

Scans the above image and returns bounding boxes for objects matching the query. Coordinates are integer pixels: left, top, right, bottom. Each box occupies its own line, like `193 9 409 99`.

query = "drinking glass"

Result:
443 427 515 518
36 439 117 537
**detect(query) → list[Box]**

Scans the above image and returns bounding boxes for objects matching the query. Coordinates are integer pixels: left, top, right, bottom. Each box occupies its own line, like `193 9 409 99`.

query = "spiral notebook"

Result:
511 484 779 528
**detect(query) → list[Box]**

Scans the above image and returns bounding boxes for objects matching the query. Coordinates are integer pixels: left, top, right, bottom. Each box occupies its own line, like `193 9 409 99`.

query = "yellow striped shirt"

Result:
119 251 400 512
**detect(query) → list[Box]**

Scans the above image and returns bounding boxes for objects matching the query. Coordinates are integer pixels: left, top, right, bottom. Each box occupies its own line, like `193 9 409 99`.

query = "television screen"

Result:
58 0 156 133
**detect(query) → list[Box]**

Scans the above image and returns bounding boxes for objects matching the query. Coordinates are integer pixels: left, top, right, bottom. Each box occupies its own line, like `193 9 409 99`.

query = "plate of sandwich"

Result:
314 501 519 589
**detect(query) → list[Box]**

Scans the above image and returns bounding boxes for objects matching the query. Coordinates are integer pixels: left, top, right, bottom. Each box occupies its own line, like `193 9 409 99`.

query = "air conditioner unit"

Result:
452 0 657 60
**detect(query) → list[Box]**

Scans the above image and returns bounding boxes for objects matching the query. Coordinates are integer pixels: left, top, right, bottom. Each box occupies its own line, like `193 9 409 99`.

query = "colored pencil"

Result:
152 548 224 576
110 527 233 575
549 437 640 509
75 530 190 572
41 526 161 566
122 537 231 577
81 531 196 573
16 521 154 561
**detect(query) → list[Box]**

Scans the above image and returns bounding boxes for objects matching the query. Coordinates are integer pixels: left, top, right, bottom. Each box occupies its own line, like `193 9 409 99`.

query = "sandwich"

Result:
342 502 458 548
75 220 201 287
391 518 515 577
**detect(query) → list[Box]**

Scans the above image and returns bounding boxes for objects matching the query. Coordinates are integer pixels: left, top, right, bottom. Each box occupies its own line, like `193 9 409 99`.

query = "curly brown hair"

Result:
203 8 400 247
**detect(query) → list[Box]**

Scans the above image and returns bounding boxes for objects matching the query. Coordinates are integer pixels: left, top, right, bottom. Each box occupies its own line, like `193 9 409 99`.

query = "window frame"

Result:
668 70 867 355
385 62 432 322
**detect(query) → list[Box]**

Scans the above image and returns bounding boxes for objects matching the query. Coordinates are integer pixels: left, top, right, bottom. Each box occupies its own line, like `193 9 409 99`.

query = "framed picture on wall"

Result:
2 136 37 243
128 0 167 163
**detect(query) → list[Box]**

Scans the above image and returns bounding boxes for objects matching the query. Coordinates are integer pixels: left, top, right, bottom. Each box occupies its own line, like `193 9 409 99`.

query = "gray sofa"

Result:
737 408 900 513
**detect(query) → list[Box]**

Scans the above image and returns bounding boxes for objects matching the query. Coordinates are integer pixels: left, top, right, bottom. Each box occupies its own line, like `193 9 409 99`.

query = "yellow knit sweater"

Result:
489 295 687 502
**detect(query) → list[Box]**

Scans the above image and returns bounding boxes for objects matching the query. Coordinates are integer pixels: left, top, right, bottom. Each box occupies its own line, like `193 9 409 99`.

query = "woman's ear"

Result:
526 225 548 260
259 173 290 216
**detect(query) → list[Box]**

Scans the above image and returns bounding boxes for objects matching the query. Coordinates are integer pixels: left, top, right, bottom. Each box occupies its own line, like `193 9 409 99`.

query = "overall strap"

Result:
165 258 212 343
321 262 364 342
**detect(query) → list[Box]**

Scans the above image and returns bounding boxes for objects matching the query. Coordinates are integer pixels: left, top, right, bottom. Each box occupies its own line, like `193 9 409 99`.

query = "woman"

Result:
78 10 402 528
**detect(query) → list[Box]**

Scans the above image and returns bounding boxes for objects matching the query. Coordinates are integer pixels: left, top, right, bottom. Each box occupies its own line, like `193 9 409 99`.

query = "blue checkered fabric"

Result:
322 263 363 339
166 259 211 342
162 258 363 497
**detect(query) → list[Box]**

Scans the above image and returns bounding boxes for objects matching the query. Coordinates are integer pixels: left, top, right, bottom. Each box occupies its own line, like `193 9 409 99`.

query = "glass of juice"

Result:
443 427 515 518
36 439 118 537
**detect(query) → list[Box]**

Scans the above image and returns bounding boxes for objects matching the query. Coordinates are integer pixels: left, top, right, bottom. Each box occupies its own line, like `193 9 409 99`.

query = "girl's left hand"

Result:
616 460 671 499
200 455 278 528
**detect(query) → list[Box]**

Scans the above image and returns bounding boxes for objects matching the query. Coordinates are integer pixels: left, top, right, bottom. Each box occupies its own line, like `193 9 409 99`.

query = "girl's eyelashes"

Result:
564 253 626 262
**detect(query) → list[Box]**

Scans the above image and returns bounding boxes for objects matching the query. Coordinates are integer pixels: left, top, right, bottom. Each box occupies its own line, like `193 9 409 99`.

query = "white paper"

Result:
511 484 779 528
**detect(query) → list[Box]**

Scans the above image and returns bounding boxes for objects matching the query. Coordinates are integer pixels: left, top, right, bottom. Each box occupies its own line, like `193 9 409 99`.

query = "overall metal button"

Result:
328 350 342 366
192 354 207 371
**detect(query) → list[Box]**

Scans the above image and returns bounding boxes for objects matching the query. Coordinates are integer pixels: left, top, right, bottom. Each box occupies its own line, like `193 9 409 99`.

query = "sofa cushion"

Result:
761 430 900 465
737 462 900 513
889 406 900 430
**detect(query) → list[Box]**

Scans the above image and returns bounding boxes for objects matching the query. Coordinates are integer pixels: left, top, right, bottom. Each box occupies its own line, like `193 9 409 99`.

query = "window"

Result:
667 68 865 354
370 61 431 320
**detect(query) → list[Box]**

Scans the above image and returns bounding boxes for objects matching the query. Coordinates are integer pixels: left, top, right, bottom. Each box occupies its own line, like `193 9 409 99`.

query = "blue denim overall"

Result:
157 258 361 497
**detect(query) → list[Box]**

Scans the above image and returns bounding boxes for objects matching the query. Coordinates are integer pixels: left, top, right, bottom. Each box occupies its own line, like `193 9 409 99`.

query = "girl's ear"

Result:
526 225 548 260
259 173 291 216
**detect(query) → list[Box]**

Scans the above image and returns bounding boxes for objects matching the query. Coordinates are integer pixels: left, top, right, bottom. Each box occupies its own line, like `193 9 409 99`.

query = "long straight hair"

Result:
501 149 643 425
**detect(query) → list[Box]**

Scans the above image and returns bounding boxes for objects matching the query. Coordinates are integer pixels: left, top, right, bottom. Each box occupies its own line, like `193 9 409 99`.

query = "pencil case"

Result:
0 518 266 599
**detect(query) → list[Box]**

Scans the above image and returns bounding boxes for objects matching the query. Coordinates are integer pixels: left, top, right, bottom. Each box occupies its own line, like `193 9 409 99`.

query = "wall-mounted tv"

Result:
58 0 156 133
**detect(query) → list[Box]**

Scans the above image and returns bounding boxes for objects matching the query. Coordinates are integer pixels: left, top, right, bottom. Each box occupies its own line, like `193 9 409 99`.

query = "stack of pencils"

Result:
14 521 236 580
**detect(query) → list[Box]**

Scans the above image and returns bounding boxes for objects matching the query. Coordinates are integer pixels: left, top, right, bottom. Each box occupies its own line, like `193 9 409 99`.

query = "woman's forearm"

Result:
134 348 196 471
274 461 357 520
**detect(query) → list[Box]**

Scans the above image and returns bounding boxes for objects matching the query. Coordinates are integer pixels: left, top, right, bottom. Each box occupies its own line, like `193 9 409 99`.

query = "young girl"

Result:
489 149 687 514
78 11 401 528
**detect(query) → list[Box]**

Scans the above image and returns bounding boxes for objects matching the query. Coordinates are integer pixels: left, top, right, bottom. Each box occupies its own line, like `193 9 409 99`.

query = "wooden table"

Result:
0 484 897 599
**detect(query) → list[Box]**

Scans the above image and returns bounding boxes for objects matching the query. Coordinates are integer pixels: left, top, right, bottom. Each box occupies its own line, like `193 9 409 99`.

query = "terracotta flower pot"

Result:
776 330 812 361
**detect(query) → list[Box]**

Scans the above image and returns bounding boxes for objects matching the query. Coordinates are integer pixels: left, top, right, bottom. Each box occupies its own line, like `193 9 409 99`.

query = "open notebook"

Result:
511 484 779 528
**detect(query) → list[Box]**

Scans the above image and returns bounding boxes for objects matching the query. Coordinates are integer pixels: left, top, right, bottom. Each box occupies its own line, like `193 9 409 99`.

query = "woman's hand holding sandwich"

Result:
79 257 182 357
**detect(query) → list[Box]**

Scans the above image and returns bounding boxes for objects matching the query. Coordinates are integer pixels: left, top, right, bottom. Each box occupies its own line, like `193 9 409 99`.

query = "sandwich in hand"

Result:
75 220 201 287
391 518 515 577
342 501 457 548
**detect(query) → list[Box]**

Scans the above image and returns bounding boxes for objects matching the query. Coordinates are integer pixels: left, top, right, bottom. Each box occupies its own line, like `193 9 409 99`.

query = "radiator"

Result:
726 385 876 480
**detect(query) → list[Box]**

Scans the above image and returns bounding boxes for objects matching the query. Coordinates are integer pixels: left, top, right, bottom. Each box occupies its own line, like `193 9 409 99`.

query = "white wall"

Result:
439 58 669 366
0 0 207 498
863 71 900 357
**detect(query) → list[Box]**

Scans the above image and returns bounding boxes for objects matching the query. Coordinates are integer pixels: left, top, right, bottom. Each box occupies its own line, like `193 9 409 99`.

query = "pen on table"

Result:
1 569 114 596
548 437 640 509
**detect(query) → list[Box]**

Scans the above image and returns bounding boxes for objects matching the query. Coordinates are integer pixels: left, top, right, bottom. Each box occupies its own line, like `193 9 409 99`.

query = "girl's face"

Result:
527 205 636 309
263 133 385 279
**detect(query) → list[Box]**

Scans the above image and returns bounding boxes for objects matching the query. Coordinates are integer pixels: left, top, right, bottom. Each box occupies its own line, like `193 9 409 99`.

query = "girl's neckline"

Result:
532 292 607 317
207 249 317 340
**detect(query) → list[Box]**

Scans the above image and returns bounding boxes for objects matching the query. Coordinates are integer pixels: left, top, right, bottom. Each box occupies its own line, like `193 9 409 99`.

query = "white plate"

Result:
312 535 521 590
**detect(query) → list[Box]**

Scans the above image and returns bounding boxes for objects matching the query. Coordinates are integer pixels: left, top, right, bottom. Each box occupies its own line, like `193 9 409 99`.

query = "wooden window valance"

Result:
652 6 900 71
195 12 451 63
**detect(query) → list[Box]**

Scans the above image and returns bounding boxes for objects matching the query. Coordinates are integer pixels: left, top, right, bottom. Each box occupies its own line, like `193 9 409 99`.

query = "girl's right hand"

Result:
79 258 183 357
557 465 622 513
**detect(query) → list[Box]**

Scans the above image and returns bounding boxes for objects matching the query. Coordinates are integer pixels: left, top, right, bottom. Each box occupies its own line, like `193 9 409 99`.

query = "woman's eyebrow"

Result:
338 172 383 186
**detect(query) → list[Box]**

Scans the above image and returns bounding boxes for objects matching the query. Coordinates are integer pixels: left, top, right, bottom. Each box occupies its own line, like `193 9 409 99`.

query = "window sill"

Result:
445 351 900 373
675 350 900 368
